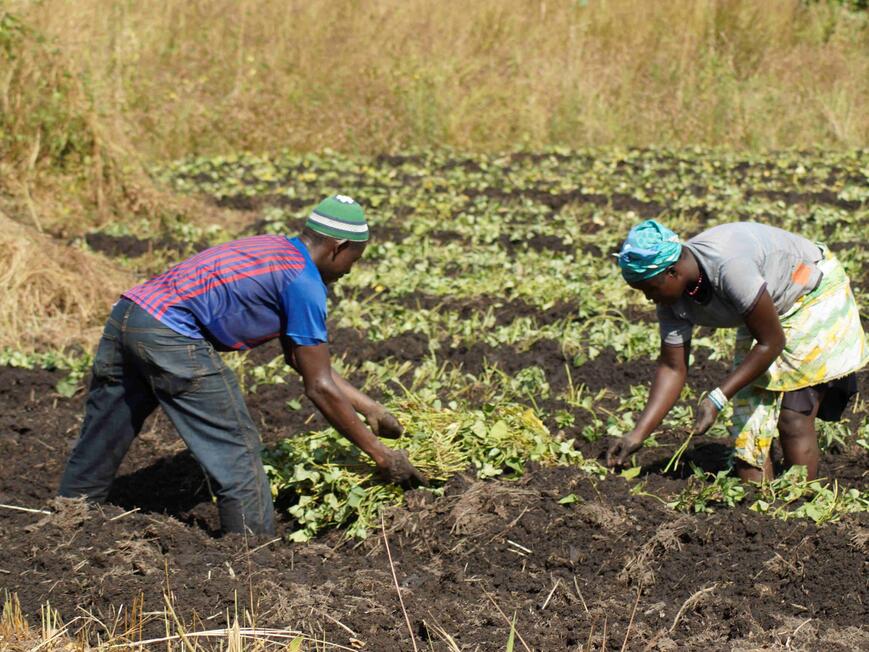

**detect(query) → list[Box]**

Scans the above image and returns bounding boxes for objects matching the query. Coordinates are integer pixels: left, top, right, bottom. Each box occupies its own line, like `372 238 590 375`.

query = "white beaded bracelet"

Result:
707 387 728 411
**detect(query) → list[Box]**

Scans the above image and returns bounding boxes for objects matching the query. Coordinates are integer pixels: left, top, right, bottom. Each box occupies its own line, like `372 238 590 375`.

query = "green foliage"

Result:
0 348 91 397
265 396 606 541
750 466 869 524
816 420 853 453
666 464 869 524
668 465 748 513
155 147 869 323
508 366 550 401
814 0 868 12
4 145 861 539
222 351 292 395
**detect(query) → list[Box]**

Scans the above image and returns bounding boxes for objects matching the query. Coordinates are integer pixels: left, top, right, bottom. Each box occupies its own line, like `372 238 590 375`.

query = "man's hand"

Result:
363 405 404 439
377 448 428 487
606 431 645 468
693 398 719 436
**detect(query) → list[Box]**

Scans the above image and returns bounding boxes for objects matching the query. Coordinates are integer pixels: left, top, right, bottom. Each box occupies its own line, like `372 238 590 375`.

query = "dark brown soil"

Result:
364 291 605 328
1 354 866 650
463 187 664 219
83 233 207 259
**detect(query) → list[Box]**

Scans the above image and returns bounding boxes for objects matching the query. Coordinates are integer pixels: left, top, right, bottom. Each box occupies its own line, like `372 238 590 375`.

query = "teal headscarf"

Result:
617 220 682 283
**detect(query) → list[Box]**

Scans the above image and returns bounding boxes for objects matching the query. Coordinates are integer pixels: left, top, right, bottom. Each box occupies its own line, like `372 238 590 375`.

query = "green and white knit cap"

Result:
305 195 369 242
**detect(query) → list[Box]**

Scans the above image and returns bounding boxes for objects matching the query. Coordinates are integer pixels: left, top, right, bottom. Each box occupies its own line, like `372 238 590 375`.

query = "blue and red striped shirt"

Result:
123 235 328 350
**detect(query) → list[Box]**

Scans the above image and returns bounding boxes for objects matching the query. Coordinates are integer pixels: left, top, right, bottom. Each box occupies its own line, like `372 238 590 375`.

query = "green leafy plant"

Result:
750 466 869 525
667 465 747 513
265 395 606 541
0 348 92 397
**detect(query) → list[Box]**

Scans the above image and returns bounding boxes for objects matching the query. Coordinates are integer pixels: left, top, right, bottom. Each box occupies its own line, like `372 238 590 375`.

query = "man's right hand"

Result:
363 405 404 439
606 431 645 468
377 448 428 487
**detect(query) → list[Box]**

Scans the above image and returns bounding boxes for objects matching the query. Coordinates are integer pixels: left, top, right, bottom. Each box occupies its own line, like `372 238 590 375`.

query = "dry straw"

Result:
10 0 869 158
0 213 133 352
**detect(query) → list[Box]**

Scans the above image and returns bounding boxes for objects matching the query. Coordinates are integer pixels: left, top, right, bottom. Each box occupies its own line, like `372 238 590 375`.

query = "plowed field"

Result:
2 149 867 650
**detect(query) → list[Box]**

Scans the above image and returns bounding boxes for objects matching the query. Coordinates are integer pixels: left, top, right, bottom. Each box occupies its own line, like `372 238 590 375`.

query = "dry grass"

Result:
0 212 133 352
9 0 869 159
0 589 367 651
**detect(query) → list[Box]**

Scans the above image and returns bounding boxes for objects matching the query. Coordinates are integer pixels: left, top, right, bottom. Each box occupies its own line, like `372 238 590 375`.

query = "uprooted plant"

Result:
265 393 607 541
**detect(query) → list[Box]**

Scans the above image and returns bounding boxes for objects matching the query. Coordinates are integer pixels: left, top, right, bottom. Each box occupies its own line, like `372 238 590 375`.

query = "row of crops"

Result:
62 148 869 538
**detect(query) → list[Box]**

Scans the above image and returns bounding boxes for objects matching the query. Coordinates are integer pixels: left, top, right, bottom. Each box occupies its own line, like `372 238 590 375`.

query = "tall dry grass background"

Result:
15 0 869 157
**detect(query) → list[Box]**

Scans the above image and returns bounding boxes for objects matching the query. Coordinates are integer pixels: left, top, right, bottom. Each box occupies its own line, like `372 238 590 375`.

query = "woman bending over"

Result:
607 220 866 482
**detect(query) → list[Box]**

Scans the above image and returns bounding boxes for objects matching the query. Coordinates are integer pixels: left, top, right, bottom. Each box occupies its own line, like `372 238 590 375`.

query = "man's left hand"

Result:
693 398 719 436
364 405 404 439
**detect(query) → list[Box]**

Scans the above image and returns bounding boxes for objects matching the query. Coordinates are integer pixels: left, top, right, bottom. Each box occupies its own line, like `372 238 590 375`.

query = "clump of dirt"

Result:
215 193 310 212
331 327 431 366
618 515 693 587
499 232 577 254
381 291 588 328
464 186 664 218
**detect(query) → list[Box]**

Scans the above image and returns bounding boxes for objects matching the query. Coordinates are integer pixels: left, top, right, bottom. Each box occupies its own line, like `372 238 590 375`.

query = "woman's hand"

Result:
606 430 645 467
693 398 719 436
606 343 689 469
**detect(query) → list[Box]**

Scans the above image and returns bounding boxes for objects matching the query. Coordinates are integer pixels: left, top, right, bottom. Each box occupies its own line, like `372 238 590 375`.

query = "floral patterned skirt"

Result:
730 249 867 469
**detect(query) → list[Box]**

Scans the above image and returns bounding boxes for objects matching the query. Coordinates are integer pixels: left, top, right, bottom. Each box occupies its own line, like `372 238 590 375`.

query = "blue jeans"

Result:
59 299 275 535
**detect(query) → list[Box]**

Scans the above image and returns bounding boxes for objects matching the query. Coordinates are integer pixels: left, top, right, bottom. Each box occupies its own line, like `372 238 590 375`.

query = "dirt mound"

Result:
464 186 664 219
84 232 208 259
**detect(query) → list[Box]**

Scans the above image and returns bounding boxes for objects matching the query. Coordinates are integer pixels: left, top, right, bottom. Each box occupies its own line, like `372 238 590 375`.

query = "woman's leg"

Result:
730 384 779 482
733 457 773 483
777 391 823 481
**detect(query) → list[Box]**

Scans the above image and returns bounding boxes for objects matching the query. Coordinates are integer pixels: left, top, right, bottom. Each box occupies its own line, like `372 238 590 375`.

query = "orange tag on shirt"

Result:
791 263 811 286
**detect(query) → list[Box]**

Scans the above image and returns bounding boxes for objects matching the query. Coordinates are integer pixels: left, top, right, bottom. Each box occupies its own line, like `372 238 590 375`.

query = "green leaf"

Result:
346 486 366 508
506 612 517 652
55 376 79 398
489 420 509 439
558 493 579 505
620 466 642 479
505 459 524 474
288 530 311 543
802 502 826 524
287 637 304 652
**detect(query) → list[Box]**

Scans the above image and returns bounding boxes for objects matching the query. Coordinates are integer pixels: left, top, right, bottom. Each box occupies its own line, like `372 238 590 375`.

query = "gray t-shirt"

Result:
657 222 823 346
